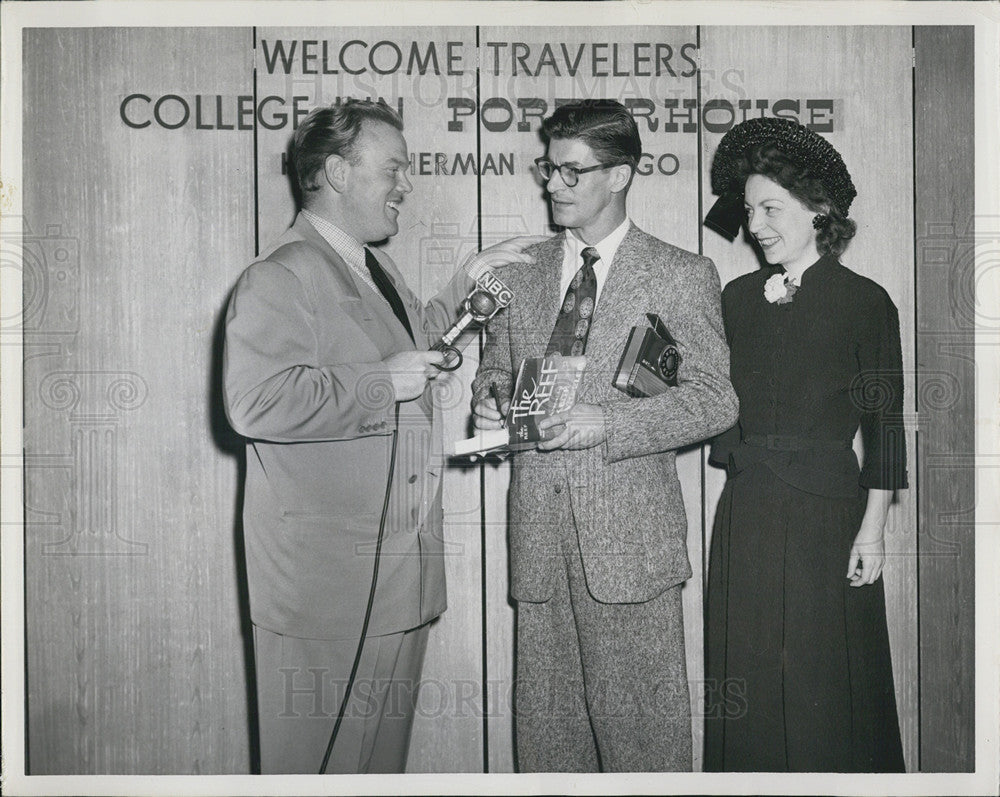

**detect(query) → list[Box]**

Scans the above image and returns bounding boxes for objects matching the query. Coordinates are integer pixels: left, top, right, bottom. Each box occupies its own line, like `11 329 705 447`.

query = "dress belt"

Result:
741 434 852 452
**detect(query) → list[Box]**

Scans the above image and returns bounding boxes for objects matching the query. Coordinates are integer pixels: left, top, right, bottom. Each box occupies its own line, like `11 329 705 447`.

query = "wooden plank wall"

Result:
913 25 976 773
22 28 255 774
19 24 975 776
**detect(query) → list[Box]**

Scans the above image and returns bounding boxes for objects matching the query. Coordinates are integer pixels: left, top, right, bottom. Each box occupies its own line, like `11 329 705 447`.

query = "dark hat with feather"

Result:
704 117 856 240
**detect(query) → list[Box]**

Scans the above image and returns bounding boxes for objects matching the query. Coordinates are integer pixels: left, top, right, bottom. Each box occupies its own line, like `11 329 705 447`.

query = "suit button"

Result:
408 474 418 484
554 484 562 494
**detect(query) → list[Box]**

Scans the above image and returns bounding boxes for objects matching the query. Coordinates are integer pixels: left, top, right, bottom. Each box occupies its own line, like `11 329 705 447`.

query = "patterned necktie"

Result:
364 247 414 343
546 246 599 356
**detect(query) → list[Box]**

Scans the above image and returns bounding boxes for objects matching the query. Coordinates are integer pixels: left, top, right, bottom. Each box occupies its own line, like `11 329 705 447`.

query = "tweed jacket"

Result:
224 213 473 639
473 224 738 603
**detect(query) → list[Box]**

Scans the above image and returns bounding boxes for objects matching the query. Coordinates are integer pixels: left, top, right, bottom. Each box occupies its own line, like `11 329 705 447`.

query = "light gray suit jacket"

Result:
223 213 472 639
473 224 738 603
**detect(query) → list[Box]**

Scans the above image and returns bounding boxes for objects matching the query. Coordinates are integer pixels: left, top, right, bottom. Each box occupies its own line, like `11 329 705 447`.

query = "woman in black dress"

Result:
702 118 907 772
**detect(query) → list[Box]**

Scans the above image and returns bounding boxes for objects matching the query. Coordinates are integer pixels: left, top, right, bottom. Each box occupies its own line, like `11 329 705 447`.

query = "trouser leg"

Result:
514 548 600 772
253 623 428 774
564 540 692 772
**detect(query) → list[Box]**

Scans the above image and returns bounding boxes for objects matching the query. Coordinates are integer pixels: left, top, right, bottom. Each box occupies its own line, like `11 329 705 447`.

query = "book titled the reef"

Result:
451 354 586 458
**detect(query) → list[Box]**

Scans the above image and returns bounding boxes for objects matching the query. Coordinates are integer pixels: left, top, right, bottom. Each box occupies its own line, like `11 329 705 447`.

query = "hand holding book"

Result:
457 354 586 459
459 315 681 459
536 403 606 451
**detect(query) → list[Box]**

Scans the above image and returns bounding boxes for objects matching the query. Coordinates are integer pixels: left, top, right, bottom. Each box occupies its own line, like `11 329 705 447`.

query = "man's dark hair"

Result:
291 99 403 196
540 100 642 172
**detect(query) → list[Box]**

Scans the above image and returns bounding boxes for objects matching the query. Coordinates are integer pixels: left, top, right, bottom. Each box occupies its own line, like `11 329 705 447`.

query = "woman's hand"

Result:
847 488 893 587
847 526 886 586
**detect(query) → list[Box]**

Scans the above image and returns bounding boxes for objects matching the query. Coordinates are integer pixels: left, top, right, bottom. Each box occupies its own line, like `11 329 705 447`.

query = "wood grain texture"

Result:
22 28 256 774
20 25 953 778
698 26 919 770
913 25 976 773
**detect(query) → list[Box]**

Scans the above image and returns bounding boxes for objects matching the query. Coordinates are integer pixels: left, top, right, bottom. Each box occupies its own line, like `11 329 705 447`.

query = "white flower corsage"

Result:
764 272 798 304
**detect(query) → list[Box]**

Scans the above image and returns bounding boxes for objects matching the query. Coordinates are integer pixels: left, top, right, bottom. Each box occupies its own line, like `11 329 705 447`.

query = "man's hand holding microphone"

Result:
383 350 448 401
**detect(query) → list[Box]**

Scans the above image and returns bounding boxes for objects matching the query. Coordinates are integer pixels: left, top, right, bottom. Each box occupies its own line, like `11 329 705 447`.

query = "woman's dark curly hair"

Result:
736 142 857 257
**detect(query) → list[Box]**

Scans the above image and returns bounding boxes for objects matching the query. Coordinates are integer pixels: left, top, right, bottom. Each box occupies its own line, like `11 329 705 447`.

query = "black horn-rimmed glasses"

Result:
534 157 623 187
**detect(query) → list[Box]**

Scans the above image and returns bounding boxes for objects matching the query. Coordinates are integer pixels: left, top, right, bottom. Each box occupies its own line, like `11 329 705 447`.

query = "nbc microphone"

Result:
432 271 514 371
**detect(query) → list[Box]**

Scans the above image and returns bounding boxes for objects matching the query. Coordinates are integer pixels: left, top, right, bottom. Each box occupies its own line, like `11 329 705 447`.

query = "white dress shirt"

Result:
301 208 384 298
558 216 630 307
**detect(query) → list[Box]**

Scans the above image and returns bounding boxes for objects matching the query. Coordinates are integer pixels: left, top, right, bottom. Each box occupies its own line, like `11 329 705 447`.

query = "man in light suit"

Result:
223 100 536 774
472 100 738 772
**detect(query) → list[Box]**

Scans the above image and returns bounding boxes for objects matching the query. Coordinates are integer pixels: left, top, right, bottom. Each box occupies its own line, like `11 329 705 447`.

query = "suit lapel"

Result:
585 224 653 397
293 214 416 351
292 214 362 301
517 226 654 394
517 233 566 359
363 246 422 349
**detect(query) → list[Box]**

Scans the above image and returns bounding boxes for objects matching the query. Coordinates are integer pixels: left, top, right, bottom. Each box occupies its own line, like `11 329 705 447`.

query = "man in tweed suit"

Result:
472 101 738 771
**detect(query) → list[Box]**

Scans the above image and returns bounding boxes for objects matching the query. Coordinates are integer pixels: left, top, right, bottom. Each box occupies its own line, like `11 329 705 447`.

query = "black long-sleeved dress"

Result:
704 254 908 772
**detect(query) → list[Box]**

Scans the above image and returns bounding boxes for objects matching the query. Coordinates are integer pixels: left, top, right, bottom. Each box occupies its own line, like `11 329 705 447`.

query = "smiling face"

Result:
336 120 412 244
544 137 629 244
744 173 821 272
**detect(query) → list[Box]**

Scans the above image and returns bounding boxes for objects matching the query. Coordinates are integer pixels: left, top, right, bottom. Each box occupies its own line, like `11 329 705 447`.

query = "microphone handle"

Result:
436 311 474 348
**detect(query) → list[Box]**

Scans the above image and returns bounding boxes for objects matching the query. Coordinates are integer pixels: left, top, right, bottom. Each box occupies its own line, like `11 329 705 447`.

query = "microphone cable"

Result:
318 400 401 774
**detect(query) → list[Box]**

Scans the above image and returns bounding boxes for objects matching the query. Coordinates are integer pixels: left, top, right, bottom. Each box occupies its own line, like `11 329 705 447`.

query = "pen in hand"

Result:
490 382 508 428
